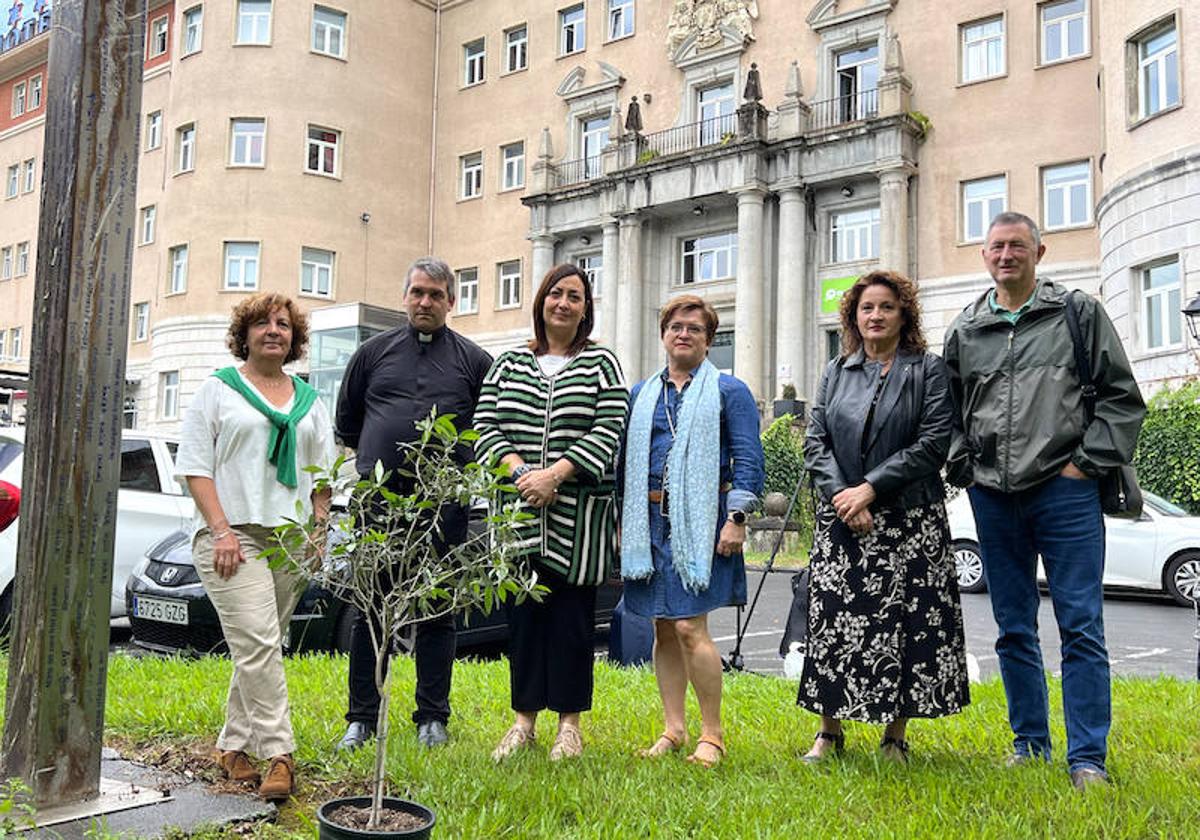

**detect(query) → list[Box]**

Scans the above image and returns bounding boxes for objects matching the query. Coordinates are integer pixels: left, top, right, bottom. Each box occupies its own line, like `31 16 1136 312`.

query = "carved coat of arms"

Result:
668 0 760 56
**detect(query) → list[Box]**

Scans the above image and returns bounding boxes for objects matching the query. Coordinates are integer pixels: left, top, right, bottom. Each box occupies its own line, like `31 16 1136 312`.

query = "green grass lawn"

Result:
4 653 1199 838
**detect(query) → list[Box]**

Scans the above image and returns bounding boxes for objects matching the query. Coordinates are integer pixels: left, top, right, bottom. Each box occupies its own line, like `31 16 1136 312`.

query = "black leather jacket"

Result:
805 349 952 509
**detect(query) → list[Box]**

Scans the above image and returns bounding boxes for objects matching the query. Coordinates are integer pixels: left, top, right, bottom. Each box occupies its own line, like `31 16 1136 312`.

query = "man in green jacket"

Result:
943 211 1145 791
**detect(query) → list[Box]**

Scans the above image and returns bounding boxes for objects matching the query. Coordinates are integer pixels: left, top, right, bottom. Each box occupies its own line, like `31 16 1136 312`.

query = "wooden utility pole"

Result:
1 0 145 806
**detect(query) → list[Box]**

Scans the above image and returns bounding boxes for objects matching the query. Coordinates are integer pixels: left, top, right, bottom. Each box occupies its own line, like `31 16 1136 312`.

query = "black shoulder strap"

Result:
1062 290 1097 422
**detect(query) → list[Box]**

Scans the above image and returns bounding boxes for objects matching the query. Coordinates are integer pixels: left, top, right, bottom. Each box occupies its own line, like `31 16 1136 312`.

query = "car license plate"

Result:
133 595 188 626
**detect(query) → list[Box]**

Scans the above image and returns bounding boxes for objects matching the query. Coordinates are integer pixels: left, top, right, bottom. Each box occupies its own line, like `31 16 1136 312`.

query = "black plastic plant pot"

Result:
317 796 436 840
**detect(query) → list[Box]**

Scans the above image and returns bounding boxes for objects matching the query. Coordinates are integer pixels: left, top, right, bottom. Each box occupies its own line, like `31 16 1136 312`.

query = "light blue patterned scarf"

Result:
621 359 721 593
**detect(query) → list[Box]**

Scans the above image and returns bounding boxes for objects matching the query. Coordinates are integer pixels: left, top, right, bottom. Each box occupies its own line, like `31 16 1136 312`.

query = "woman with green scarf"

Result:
175 292 335 801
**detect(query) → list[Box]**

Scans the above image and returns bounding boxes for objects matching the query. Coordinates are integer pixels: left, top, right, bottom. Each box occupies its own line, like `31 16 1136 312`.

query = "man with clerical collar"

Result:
334 257 493 750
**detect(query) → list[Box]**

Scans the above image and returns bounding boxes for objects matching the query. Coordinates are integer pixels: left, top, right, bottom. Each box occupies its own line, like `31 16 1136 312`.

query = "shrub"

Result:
760 415 814 538
1133 379 1200 513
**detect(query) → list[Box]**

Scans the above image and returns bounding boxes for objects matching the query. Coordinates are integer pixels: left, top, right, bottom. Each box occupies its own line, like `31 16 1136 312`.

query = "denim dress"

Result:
621 370 764 619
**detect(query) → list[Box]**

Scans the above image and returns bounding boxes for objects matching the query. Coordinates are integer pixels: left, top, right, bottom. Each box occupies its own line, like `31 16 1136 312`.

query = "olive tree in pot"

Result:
268 412 538 838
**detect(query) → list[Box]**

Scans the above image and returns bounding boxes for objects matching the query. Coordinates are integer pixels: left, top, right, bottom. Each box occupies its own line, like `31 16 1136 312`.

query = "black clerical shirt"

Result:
335 323 493 487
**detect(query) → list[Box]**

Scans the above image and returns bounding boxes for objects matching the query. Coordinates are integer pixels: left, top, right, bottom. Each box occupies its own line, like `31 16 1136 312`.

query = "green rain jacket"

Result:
943 279 1146 493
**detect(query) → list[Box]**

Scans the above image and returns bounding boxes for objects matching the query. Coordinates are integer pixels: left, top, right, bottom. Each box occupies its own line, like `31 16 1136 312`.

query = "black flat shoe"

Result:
879 735 909 764
802 730 845 763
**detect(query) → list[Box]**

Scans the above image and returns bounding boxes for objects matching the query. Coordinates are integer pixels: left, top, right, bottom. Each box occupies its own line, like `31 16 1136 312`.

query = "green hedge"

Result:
1133 379 1200 514
760 414 815 537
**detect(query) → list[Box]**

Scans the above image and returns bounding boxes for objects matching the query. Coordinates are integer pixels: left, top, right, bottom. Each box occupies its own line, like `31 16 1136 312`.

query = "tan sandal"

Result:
548 723 584 762
686 736 726 769
638 731 686 758
491 724 536 763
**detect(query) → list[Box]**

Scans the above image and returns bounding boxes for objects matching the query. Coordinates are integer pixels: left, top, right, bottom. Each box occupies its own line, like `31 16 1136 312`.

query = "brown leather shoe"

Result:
258 754 295 801
215 750 260 785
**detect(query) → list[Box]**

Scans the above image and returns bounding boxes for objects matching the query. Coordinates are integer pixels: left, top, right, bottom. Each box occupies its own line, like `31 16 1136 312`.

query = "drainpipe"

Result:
427 0 442 254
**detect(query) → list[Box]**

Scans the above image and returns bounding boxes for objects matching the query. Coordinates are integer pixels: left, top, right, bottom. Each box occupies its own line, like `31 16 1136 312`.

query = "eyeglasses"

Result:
665 323 705 336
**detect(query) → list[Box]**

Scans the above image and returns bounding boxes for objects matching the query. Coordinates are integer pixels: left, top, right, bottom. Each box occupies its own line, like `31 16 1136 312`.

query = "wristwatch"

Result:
512 464 535 480
727 509 747 526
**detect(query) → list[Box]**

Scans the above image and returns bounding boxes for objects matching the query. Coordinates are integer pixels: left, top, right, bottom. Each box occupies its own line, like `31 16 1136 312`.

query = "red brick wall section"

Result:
0 61 47 133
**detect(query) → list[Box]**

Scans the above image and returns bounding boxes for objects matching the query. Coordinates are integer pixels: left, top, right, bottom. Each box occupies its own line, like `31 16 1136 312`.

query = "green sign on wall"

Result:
820 276 858 314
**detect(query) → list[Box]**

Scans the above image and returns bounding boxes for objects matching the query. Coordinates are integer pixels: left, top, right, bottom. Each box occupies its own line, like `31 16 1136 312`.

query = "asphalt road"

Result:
706 568 1200 680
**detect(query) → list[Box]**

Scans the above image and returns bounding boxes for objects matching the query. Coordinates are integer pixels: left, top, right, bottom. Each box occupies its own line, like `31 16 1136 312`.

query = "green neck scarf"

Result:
213 367 319 489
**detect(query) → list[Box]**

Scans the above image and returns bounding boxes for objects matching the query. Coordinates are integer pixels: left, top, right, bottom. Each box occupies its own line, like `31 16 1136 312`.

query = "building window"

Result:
501 141 525 190
122 396 137 429
5 165 17 199
224 242 260 290
681 232 738 284
464 38 485 86
835 44 879 121
698 81 736 144
505 25 527 73
300 247 334 297
148 14 169 57
312 5 346 58
560 4 585 56
460 152 482 199
28 75 42 110
0 247 11 280
306 125 340 176
1042 161 1091 230
579 254 602 298
236 0 272 45
961 16 1005 83
1135 19 1180 120
608 0 634 40
10 328 21 361
15 242 29 276
11 82 25 117
169 245 188 293
176 123 196 173
497 260 522 308
22 159 35 193
581 114 610 179
133 302 149 342
962 175 1007 242
146 111 163 150
182 5 203 55
0 331 6 359
831 207 881 263
1041 0 1087 64
230 118 266 166
1140 259 1182 351
456 267 479 314
140 205 156 245
160 371 180 420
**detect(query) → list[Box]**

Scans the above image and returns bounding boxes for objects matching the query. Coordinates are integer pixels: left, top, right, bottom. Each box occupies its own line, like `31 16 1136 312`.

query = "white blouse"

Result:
175 372 337 534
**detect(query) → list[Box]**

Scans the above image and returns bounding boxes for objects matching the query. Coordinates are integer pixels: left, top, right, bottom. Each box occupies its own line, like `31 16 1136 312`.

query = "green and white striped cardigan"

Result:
474 345 629 586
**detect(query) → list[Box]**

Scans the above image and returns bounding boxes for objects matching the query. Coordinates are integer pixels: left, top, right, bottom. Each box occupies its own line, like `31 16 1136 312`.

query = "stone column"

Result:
775 186 807 397
615 214 643 380
599 220 619 347
735 188 766 402
530 233 557 292
878 169 910 274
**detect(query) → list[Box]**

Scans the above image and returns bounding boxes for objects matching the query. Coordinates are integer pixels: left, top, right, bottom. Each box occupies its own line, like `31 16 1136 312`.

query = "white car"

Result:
0 428 194 625
947 489 1200 606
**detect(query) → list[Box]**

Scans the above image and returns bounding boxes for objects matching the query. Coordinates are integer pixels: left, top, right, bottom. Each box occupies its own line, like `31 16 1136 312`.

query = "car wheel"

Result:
1164 552 1200 607
953 540 987 594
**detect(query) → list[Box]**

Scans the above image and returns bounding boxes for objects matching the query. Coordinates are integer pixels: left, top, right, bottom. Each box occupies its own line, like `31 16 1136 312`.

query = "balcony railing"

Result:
556 156 604 186
641 112 739 160
808 88 880 132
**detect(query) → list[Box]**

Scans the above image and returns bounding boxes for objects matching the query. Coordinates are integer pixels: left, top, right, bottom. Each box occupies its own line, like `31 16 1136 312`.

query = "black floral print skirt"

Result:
797 500 970 724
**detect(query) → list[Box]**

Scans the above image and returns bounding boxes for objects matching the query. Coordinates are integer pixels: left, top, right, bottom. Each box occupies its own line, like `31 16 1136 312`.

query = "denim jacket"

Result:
805 349 952 509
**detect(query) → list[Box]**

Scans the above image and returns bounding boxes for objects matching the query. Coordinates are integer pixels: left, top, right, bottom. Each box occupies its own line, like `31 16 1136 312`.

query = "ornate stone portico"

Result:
523 9 923 405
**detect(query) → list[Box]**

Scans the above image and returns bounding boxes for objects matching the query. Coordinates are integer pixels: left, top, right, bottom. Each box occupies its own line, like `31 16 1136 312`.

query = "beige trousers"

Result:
194 524 303 758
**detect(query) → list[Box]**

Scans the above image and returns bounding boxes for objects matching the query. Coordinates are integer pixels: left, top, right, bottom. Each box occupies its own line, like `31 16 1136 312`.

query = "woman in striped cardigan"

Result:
474 263 629 762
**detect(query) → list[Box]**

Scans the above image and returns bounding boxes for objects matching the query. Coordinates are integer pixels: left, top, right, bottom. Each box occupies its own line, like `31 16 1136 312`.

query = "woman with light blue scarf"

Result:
621 294 764 768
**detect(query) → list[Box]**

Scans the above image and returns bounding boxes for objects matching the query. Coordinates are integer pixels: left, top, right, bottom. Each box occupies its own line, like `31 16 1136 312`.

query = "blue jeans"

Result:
967 475 1109 773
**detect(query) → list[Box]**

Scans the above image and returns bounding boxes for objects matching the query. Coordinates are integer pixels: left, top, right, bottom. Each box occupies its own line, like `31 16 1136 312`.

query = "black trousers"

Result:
345 498 467 727
506 575 598 714
347 609 456 726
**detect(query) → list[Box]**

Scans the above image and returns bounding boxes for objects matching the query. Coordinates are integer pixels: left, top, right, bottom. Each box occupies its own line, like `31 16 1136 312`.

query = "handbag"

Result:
778 565 811 657
1062 292 1144 518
